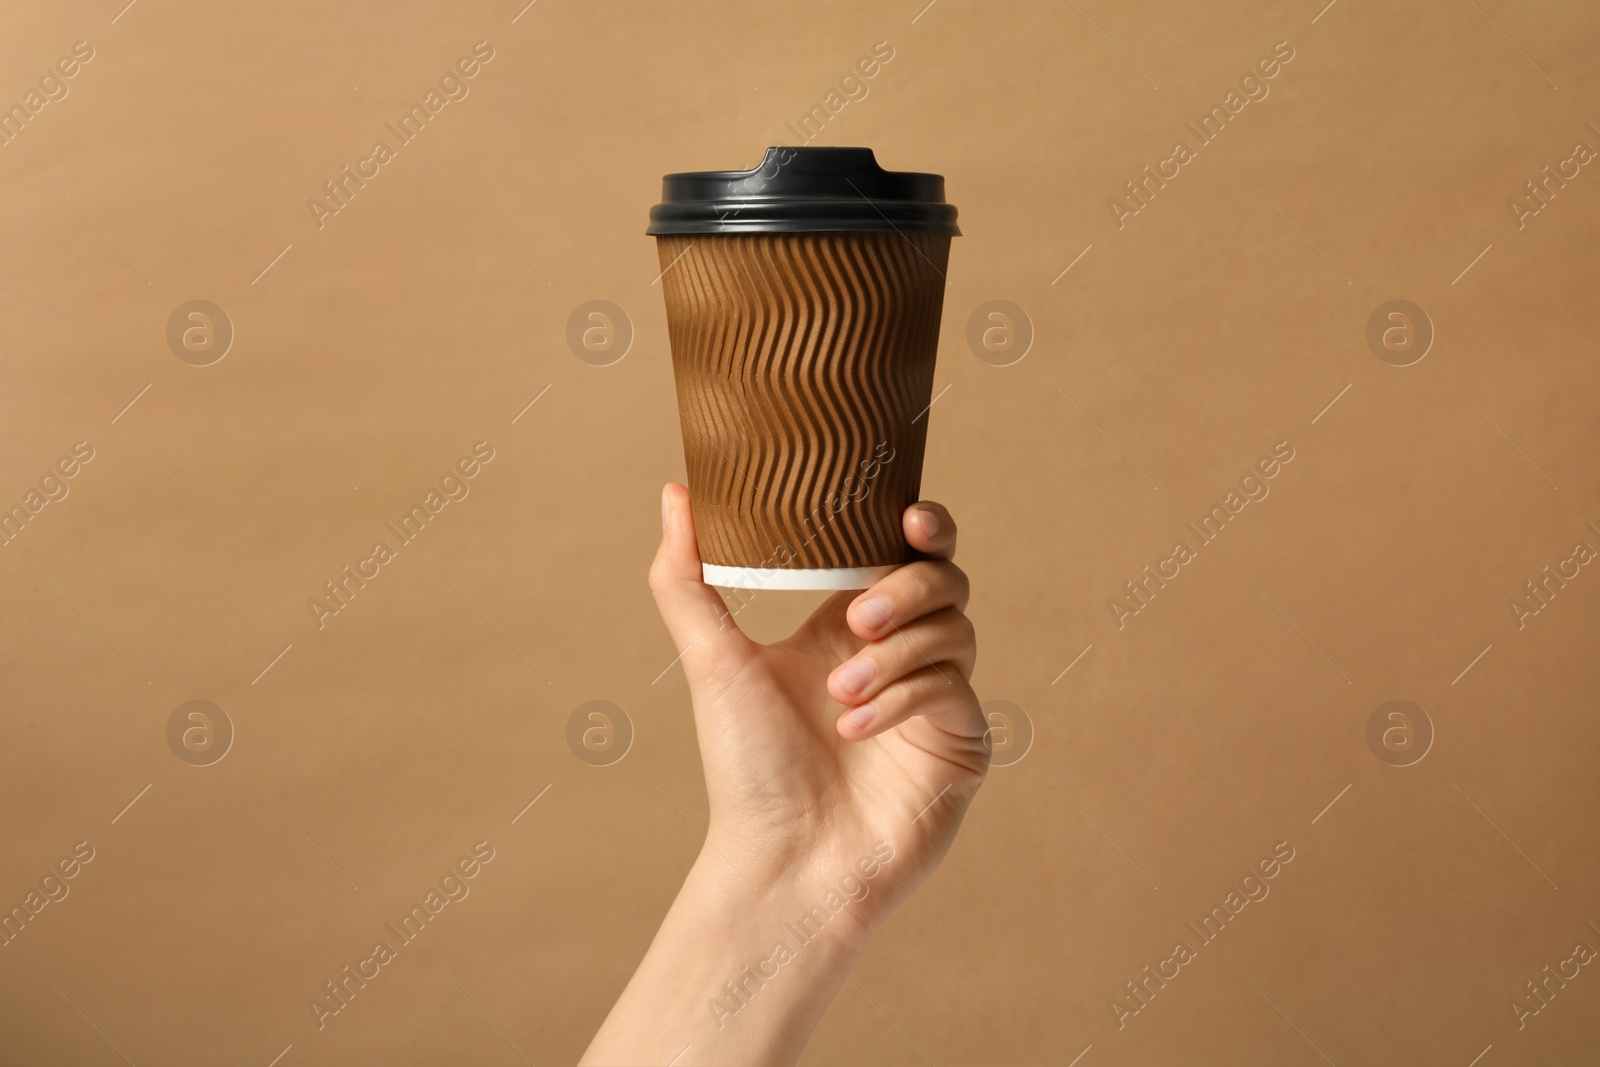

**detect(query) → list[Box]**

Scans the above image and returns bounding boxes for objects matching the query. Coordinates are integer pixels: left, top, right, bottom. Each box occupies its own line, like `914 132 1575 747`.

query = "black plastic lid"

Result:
646 147 959 236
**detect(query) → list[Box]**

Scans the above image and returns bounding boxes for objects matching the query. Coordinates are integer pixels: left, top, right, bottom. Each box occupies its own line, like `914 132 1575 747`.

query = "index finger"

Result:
905 500 957 560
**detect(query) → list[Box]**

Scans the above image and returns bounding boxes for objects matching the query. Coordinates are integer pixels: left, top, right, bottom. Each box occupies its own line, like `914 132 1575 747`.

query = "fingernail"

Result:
833 657 874 696
661 489 671 531
843 703 876 730
854 595 892 631
918 507 940 538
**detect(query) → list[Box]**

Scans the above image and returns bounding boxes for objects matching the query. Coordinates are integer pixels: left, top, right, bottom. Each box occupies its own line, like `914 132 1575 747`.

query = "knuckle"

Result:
899 561 943 606
919 662 960 695
947 684 972 726
884 665 939 703
926 674 973 720
922 609 975 664
949 564 971 606
955 617 978 674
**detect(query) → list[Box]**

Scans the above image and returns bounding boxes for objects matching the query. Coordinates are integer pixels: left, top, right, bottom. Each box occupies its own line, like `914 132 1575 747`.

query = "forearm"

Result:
582 849 871 1067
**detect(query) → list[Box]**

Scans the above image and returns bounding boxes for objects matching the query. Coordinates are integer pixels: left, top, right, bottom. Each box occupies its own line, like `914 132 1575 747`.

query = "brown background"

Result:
2 1 1598 1064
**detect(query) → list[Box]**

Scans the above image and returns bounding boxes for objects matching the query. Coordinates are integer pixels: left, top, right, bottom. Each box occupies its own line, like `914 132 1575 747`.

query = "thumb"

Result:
648 483 751 675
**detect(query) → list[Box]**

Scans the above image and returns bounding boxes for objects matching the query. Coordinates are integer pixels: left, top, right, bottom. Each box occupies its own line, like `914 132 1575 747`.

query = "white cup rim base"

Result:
702 563 898 590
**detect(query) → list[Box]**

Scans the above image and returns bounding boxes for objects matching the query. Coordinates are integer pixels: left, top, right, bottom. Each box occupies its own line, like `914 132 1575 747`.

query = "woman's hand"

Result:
652 483 986 925
582 485 986 1066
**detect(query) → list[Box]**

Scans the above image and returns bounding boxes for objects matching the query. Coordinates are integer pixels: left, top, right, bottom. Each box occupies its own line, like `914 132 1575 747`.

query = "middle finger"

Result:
846 559 971 640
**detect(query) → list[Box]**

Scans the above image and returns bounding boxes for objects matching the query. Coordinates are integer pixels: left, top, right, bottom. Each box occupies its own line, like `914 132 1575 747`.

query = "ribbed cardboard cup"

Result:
648 148 959 590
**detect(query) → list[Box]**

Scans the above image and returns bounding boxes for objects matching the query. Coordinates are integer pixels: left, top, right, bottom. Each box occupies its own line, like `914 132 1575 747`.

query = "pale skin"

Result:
581 484 987 1066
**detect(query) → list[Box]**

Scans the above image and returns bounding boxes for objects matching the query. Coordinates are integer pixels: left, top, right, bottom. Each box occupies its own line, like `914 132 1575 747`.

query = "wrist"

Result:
687 845 881 966
582 850 876 1067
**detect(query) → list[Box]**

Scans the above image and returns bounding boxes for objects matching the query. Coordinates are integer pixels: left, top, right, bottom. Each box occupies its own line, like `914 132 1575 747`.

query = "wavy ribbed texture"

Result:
656 232 950 569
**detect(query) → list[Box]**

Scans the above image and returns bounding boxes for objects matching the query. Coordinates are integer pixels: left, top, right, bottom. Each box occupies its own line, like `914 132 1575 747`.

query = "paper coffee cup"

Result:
647 147 959 590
